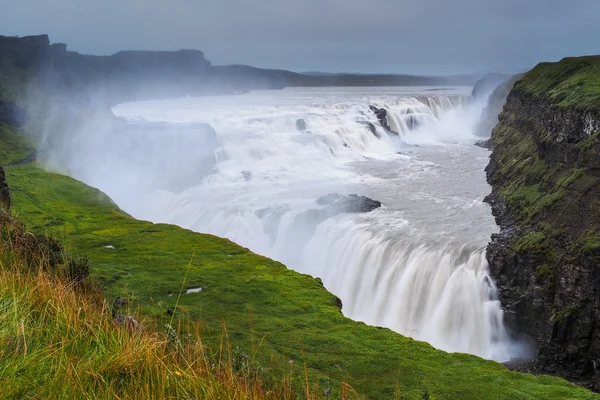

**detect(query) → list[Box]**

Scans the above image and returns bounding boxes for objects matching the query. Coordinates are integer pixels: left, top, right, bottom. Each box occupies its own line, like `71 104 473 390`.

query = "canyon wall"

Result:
485 56 600 390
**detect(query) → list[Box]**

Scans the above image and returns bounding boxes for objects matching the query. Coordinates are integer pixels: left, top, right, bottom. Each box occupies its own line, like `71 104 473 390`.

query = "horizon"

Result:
4 32 530 78
4 1 599 76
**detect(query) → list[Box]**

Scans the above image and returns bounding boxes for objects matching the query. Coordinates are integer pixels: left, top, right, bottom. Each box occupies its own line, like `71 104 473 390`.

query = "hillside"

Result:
0 34 477 105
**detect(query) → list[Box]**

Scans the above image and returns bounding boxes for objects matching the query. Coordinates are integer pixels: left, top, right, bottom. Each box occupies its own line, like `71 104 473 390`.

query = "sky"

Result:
2 0 600 75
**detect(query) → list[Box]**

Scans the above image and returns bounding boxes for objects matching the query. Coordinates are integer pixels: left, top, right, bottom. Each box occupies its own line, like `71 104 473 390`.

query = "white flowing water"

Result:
44 86 524 361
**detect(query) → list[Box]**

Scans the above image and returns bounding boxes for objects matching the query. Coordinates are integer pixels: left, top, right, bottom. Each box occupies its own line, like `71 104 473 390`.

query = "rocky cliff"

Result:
485 56 600 390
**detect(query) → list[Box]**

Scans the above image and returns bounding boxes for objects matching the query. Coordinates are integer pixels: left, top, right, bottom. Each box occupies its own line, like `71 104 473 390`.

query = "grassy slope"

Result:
4 164 597 399
0 241 282 400
0 125 34 165
515 56 600 112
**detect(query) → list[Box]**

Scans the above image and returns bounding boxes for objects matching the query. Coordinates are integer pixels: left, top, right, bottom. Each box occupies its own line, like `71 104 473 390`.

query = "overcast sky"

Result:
3 0 599 75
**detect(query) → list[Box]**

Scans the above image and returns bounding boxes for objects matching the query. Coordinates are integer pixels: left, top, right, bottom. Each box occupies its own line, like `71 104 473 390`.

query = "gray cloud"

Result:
3 0 599 74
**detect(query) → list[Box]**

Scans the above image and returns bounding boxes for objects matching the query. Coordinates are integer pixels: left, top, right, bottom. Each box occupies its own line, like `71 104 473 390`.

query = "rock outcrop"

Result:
484 56 600 390
369 105 398 135
315 193 382 214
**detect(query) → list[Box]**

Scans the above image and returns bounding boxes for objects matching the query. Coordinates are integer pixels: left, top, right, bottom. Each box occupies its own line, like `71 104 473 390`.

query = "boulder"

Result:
296 118 307 131
316 193 382 213
369 105 398 135
241 170 252 181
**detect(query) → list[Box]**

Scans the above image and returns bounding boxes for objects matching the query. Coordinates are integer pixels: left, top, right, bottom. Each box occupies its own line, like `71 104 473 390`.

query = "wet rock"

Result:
241 170 252 181
296 118 307 131
404 114 421 130
316 193 382 213
475 139 493 150
369 105 398 135
362 121 381 138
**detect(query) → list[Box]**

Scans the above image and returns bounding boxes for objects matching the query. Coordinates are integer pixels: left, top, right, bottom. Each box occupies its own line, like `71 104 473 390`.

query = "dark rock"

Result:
113 314 140 331
404 114 421 130
475 139 493 150
369 105 398 135
112 296 127 311
241 170 252 181
296 118 307 131
363 121 381 138
315 193 382 213
334 296 343 311
485 86 600 391
0 167 10 210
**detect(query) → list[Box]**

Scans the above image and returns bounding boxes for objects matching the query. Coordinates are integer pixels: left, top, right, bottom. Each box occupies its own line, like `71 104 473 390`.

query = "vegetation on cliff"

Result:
515 56 600 112
486 55 600 390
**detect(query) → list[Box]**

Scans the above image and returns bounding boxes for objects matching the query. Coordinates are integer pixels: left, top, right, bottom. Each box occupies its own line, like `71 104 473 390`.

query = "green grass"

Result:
0 216 294 400
515 56 600 112
0 125 34 166
4 164 598 399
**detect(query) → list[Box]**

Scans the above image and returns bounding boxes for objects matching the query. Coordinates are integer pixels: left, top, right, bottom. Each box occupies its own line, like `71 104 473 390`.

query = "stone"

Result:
296 118 307 131
369 105 398 135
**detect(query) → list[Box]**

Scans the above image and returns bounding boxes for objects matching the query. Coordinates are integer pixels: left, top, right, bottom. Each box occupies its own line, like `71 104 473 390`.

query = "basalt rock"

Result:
363 121 381 138
484 58 600 391
316 193 382 213
296 118 307 132
369 105 398 135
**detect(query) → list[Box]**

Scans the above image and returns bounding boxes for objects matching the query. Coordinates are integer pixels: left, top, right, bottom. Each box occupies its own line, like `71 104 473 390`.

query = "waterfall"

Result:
42 87 525 362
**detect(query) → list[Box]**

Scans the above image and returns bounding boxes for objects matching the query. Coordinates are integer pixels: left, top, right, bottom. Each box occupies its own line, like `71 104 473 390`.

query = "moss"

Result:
556 168 587 188
501 183 565 222
575 130 600 152
5 164 598 399
575 230 600 262
515 56 600 112
535 264 554 282
551 306 578 324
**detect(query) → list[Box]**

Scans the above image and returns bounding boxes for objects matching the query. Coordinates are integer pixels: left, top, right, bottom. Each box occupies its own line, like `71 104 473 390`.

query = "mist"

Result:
29 75 529 361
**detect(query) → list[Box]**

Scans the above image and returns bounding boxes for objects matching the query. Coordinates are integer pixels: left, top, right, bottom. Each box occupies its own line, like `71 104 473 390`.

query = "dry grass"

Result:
0 210 325 400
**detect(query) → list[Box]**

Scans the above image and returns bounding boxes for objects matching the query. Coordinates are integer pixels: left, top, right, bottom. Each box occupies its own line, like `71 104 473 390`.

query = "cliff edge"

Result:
485 55 600 390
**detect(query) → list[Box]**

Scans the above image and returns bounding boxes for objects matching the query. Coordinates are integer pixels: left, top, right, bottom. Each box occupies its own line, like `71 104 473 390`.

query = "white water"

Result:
44 86 524 361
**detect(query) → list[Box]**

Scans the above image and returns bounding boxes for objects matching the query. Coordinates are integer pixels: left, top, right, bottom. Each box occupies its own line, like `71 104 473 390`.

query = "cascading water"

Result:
43 86 524 362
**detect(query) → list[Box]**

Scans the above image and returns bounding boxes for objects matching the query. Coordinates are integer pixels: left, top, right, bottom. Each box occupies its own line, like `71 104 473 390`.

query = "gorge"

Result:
1 34 600 399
